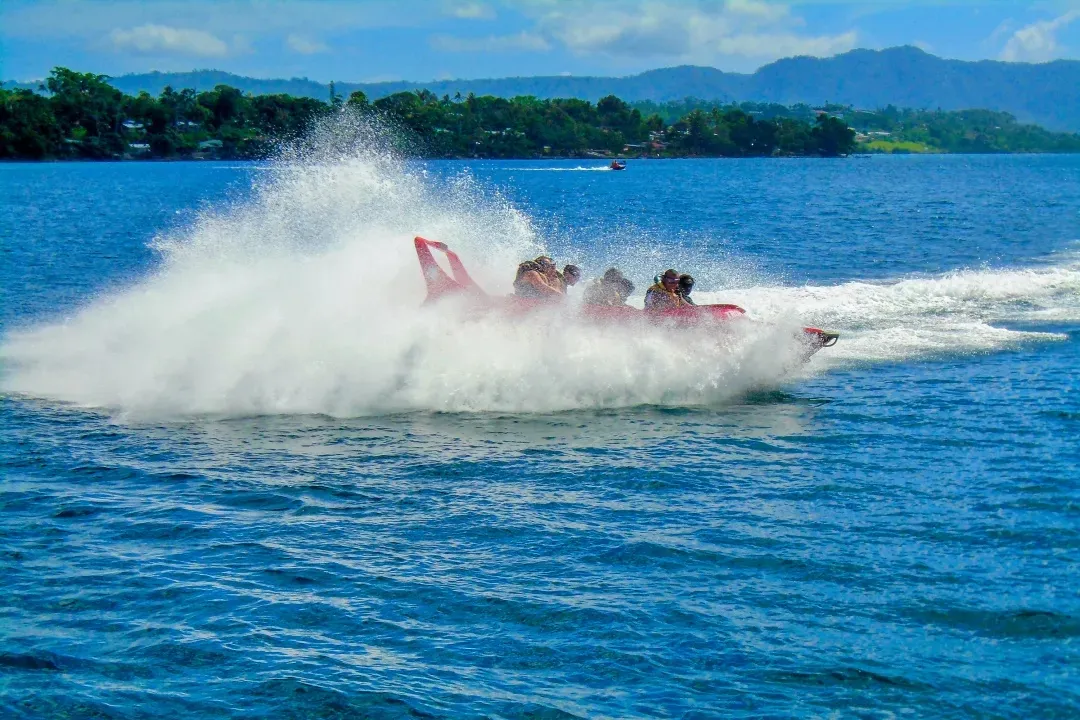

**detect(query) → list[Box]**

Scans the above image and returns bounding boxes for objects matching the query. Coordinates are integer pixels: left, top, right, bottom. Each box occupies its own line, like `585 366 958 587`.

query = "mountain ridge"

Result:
8 47 1080 131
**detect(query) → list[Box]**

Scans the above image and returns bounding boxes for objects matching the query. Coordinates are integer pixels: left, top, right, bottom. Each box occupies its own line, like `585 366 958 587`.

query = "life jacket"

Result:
644 282 685 311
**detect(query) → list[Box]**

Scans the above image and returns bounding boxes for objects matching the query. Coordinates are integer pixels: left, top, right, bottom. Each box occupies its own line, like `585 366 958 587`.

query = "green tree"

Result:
813 115 856 156
0 88 63 158
44 67 126 157
346 90 370 112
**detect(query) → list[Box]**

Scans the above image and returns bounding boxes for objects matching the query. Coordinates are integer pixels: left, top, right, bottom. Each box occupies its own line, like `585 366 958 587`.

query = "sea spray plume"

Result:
0 110 802 417
0 116 826 415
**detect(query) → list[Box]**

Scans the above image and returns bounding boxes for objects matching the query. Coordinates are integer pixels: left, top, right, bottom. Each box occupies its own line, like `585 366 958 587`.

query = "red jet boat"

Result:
413 236 838 355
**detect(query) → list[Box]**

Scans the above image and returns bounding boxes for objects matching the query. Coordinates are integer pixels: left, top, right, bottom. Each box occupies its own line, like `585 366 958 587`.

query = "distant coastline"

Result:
4 67 1080 162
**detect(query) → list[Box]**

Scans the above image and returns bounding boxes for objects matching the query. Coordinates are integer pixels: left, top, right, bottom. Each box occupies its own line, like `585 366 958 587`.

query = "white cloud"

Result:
725 0 790 24
286 34 329 54
530 1 855 65
446 2 496 20
431 31 551 52
713 30 858 59
109 24 229 57
1001 10 1080 62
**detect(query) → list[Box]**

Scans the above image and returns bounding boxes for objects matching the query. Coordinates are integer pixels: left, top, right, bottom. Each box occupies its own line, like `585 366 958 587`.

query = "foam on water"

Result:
1 116 1077 417
705 259 1080 368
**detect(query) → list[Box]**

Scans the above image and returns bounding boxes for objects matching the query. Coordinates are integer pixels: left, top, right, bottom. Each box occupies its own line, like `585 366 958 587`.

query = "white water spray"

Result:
0 116 804 417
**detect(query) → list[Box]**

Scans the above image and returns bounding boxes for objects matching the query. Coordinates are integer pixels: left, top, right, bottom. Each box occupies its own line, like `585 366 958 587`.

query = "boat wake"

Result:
705 258 1079 368
505 165 615 172
1 115 1076 418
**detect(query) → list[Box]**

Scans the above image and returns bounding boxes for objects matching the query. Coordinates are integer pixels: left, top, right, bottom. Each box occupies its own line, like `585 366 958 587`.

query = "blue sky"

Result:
3 1 1080 82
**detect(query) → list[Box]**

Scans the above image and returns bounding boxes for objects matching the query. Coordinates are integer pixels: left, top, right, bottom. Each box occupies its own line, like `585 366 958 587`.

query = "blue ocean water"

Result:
1 149 1079 719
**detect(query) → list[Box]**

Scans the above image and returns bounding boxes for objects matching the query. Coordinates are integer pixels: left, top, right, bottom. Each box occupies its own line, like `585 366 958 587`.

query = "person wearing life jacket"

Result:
644 269 687 312
584 267 634 306
677 274 696 305
514 257 564 300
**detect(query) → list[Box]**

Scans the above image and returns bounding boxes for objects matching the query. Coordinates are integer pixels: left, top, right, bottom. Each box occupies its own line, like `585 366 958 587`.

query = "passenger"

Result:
561 264 582 290
514 259 563 299
644 269 687 312
584 267 633 306
583 275 611 305
536 255 561 287
613 276 635 305
678 274 696 306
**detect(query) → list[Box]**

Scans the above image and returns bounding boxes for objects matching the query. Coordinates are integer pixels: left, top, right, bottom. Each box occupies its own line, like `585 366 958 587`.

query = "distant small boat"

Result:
609 160 626 171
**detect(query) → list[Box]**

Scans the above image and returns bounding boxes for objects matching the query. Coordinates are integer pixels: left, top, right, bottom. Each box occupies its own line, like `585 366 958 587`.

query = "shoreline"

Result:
5 150 1080 164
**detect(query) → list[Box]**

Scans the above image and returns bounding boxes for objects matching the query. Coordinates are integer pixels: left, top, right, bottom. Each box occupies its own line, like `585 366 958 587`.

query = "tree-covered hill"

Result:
747 47 1080 133
5 68 1079 161
0 68 857 161
14 47 1078 131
